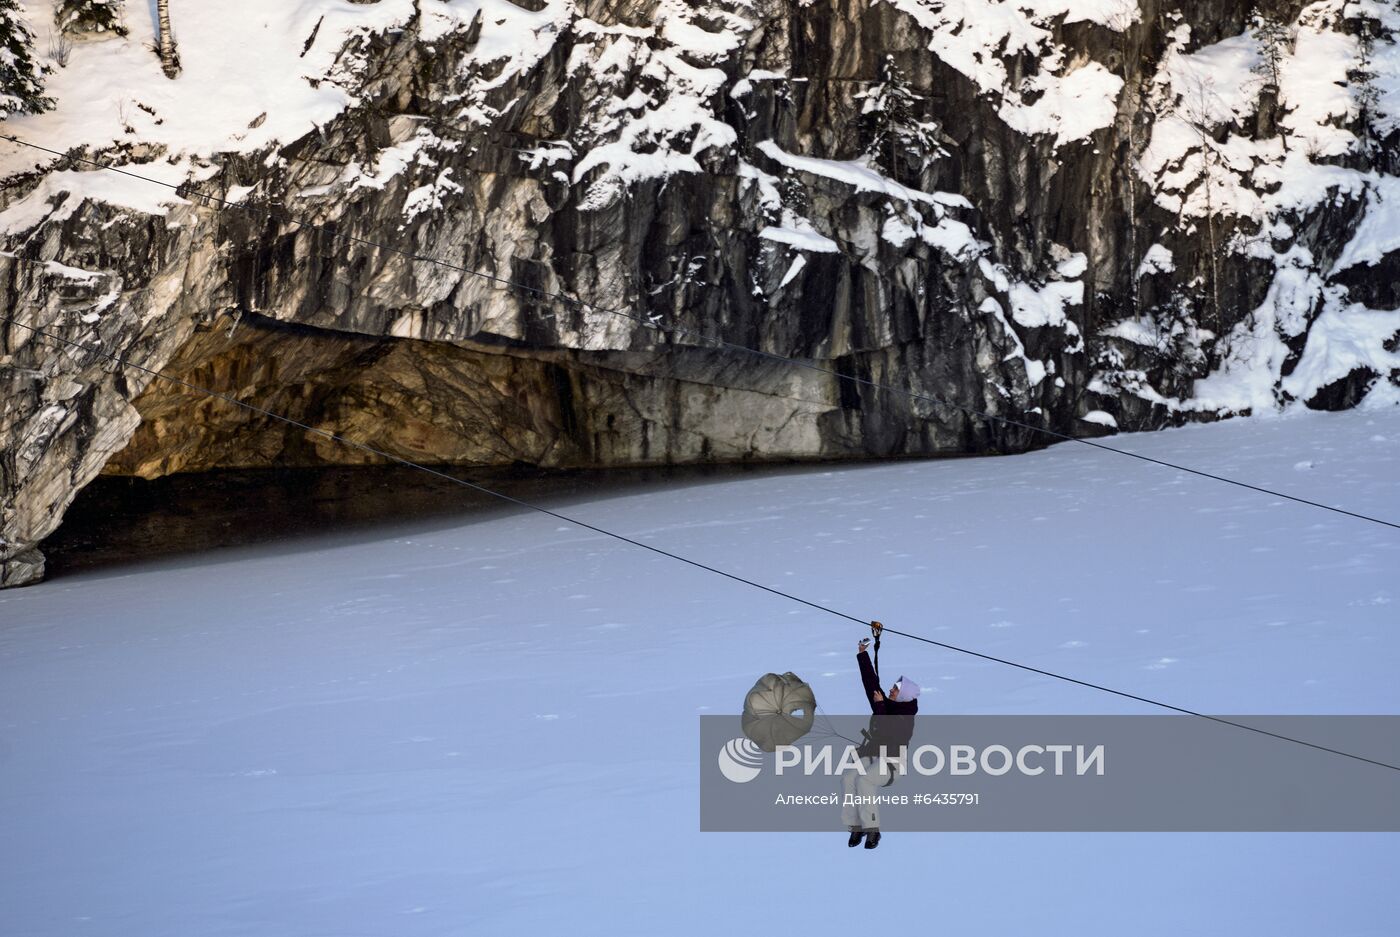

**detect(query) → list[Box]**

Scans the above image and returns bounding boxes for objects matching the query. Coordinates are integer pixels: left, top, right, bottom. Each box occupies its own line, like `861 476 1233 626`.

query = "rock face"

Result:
3 0 1399 586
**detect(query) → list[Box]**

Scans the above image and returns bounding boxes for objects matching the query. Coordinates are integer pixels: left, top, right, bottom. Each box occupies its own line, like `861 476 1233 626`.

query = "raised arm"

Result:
857 643 885 713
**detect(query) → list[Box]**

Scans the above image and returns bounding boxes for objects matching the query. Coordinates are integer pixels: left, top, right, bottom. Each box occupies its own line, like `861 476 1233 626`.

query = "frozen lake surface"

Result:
3 408 1398 936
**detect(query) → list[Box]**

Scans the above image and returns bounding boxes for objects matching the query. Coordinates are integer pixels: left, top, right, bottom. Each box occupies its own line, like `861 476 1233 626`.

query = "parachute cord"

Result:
812 706 860 747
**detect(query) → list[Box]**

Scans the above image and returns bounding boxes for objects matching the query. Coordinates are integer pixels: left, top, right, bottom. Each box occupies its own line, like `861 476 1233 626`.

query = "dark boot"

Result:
847 827 864 847
863 829 881 849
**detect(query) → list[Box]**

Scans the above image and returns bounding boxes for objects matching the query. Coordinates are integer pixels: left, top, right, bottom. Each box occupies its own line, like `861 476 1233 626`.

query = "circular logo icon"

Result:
718 737 764 783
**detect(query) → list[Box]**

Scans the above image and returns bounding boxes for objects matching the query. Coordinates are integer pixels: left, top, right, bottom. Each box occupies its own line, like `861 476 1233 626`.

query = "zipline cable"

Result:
1 307 1396 774
3 132 1398 532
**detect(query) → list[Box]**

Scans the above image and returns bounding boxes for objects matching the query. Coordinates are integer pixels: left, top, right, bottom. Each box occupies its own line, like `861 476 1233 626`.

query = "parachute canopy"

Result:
741 672 817 752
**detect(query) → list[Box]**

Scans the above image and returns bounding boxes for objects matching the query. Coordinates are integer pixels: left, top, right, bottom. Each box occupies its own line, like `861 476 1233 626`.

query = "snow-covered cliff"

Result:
3 0 1400 586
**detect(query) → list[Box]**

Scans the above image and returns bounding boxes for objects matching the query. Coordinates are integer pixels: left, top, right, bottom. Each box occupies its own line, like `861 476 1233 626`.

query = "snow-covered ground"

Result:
2 408 1398 936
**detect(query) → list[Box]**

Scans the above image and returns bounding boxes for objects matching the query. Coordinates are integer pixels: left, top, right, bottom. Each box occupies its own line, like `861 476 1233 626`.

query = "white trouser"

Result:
841 756 895 831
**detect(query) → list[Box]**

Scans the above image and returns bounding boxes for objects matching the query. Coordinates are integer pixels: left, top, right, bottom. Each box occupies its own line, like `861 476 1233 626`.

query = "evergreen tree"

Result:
56 0 126 37
0 0 51 119
855 56 943 186
1251 15 1290 91
778 169 806 217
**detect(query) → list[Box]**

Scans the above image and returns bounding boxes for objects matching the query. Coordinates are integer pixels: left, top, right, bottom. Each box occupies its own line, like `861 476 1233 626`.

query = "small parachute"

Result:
741 672 817 752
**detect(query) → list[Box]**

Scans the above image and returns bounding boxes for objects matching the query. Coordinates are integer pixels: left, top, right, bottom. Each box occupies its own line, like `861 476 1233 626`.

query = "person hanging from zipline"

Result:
841 621 920 850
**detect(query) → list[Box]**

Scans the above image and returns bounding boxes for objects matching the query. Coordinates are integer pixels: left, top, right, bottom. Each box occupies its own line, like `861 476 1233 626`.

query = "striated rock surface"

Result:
3 0 1400 586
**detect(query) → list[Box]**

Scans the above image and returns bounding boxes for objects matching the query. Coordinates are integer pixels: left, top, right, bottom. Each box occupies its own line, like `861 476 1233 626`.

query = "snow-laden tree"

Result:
0 0 51 118
1251 15 1291 91
855 56 943 187
56 0 126 37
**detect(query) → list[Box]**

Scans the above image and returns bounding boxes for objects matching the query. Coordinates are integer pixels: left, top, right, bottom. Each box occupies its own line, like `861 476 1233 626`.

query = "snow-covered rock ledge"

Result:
3 0 1400 586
